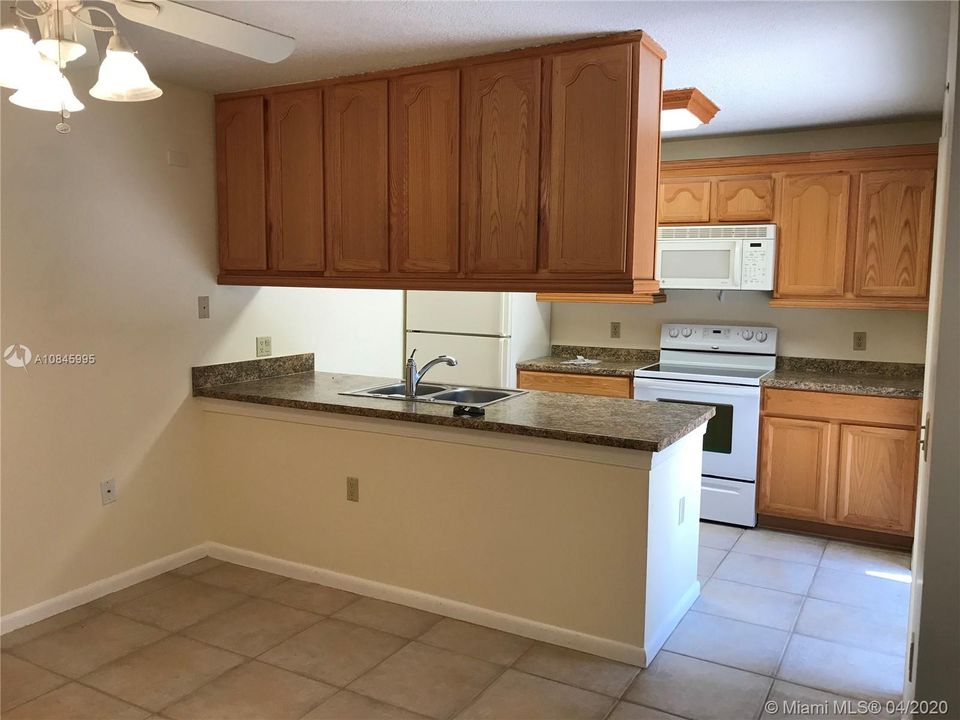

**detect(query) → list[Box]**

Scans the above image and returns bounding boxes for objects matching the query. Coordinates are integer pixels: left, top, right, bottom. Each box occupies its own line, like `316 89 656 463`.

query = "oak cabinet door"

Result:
836 425 917 534
659 179 711 224
776 173 851 297
462 58 540 274
545 43 633 273
758 416 833 521
325 80 389 273
714 176 775 222
216 97 267 271
390 69 460 273
268 89 324 271
854 169 934 299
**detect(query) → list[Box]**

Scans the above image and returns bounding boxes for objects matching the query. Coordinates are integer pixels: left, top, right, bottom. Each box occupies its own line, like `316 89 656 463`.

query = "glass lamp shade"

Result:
0 25 43 89
9 58 84 112
89 35 161 102
36 38 87 65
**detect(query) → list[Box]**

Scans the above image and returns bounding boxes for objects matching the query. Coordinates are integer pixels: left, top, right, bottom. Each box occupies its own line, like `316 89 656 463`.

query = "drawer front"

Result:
762 388 920 428
517 370 632 398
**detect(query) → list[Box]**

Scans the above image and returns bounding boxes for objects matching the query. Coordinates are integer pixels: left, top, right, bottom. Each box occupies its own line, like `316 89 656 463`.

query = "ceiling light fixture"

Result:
1 0 162 132
661 88 720 132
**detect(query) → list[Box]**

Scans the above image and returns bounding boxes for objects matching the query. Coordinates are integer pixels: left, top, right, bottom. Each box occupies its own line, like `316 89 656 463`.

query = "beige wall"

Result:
0 71 402 614
550 121 940 363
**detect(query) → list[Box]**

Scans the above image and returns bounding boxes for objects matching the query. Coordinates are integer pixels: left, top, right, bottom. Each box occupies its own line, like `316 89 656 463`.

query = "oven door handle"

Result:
632 378 760 398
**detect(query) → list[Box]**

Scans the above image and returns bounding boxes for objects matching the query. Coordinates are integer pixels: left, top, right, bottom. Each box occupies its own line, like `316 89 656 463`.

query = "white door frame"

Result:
902 1 958 707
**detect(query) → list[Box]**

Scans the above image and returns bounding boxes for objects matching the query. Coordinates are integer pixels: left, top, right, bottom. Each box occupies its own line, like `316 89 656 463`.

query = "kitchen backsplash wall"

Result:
551 120 939 364
549 291 927 362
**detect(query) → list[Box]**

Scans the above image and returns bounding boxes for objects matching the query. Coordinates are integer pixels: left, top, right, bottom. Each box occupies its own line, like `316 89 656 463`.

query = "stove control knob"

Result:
756 331 768 343
741 330 755 341
668 328 680 338
681 328 693 338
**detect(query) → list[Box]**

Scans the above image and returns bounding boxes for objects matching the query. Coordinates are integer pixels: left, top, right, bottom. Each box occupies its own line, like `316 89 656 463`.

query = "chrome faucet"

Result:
404 349 457 398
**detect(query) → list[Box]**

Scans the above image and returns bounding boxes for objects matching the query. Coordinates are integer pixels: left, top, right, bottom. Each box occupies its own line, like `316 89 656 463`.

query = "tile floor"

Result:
1 524 911 720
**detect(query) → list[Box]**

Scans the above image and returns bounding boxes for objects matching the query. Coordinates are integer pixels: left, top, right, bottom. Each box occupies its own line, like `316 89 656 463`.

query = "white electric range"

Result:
633 324 778 527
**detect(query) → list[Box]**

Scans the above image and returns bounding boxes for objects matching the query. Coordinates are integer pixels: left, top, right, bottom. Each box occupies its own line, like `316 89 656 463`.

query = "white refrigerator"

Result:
404 291 551 388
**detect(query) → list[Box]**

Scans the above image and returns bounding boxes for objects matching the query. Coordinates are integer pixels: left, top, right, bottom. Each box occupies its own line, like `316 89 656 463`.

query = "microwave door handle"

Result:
731 241 743 288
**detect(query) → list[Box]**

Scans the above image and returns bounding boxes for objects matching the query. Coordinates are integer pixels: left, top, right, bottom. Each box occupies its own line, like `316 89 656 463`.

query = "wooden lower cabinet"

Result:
758 388 920 538
517 370 632 398
758 417 833 522
836 425 918 534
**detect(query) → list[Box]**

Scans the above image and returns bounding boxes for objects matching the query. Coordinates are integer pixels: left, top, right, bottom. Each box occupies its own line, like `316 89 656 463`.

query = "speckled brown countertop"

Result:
517 347 925 399
517 345 658 378
192 363 714 452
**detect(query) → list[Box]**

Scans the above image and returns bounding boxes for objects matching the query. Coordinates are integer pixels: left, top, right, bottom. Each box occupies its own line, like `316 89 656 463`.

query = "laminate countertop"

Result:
192 358 714 453
517 349 925 399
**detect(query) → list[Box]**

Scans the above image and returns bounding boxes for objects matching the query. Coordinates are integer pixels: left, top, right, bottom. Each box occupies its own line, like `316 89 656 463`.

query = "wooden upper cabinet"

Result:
853 169 934 299
836 425 917 534
390 69 460 273
659 179 711 223
325 80 389 273
216 97 267 271
268 89 324 272
776 173 851 297
462 58 541 274
545 43 633 273
758 416 833 522
714 176 775 222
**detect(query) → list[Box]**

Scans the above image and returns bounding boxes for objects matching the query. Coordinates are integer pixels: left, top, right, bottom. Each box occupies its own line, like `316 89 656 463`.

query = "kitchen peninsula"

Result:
192 354 714 666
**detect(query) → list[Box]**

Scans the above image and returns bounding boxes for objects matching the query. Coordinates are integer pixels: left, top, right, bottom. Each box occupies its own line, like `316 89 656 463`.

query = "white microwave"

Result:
655 224 777 290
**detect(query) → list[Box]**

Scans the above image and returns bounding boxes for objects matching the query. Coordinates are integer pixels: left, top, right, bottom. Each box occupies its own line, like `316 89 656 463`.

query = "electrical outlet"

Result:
198 296 210 319
346 476 359 502
853 332 867 352
610 321 621 339
678 496 686 525
256 336 272 357
100 479 117 505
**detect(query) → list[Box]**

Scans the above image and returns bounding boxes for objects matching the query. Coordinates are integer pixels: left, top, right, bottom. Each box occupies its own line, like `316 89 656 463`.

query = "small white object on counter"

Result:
560 355 601 366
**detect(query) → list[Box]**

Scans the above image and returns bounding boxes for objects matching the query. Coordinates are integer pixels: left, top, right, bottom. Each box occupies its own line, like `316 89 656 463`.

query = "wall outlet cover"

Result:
610 321 621 339
853 332 867 351
256 336 272 357
100 479 117 505
198 296 210 319
346 476 359 502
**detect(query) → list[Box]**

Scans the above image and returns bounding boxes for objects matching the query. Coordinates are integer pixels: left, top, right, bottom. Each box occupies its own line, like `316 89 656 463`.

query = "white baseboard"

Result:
642 580 701 663
207 542 649 666
2 541 686 667
0 545 208 636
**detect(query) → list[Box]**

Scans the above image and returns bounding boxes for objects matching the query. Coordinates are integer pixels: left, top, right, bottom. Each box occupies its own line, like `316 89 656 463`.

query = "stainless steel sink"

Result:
341 382 525 407
353 382 449 398
430 388 516 405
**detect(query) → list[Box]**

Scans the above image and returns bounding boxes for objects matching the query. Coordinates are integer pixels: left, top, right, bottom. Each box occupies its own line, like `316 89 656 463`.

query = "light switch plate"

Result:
256 336 272 357
346 477 359 502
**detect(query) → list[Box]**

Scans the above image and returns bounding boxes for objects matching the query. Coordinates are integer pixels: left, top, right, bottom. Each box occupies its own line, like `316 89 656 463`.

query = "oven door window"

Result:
657 399 734 454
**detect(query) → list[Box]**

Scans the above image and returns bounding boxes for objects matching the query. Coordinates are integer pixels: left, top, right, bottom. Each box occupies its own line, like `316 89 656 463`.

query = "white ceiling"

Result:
113 0 949 137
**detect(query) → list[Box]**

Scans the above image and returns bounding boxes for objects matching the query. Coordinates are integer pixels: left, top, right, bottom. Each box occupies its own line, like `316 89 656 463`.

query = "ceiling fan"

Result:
0 0 296 132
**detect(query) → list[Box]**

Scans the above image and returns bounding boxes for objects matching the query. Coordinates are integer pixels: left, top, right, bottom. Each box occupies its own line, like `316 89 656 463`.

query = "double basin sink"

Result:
341 382 525 407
